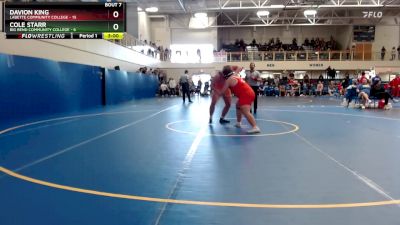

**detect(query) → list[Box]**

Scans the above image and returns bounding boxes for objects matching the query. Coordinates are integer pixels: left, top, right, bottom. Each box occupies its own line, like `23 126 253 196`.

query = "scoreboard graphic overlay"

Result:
3 2 126 39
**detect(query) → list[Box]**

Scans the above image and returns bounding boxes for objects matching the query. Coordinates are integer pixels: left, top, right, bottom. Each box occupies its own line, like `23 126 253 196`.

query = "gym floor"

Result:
1 96 400 225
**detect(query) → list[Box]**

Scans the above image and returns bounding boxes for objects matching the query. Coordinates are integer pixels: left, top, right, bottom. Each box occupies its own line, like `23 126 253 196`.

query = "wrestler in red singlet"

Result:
229 76 255 106
217 65 260 134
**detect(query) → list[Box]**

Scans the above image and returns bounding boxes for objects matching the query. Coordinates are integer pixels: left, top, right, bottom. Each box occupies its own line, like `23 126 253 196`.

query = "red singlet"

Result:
230 76 255 106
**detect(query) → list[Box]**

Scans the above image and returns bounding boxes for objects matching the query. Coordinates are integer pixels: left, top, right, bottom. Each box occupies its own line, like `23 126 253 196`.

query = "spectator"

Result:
159 82 169 97
203 81 210 95
370 76 398 110
397 45 400 60
351 44 356 60
381 46 386 60
328 81 335 96
316 81 324 96
196 79 203 95
343 79 358 107
389 74 400 97
357 78 371 109
326 66 336 80
358 72 368 84
391 47 396 60
342 73 350 89
318 74 324 82
168 78 177 96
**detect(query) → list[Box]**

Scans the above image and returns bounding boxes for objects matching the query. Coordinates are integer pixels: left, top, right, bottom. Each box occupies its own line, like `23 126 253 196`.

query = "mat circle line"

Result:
165 119 299 137
0 109 159 136
0 166 399 209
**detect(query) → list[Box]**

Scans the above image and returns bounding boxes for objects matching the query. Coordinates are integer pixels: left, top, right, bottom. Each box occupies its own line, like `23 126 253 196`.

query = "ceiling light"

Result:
145 7 158 13
304 9 317 16
271 5 285 8
257 10 270 17
137 7 143 12
194 12 207 18
189 17 209 29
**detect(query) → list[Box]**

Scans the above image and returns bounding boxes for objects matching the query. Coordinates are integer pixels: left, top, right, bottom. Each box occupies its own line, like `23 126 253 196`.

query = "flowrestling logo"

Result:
362 11 383 18
19 33 66 39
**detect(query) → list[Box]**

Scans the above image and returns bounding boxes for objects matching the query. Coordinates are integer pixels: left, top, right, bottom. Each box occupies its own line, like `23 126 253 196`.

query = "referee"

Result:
179 70 192 103
245 62 261 114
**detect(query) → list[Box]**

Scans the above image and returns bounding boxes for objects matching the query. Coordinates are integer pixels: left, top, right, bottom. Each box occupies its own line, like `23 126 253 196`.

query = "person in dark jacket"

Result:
370 76 398 109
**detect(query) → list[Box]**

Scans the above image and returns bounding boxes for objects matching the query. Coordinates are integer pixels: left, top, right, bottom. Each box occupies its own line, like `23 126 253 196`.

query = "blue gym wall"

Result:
0 53 158 124
105 69 159 105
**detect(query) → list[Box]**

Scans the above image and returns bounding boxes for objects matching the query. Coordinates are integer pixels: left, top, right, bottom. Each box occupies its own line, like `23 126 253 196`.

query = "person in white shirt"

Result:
160 83 169 97
168 78 177 96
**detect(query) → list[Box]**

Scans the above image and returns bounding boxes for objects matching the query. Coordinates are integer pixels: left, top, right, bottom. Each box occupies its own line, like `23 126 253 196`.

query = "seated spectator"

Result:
357 79 371 109
328 81 336 96
159 82 169 97
258 83 264 96
316 81 324 96
370 76 398 109
279 76 288 96
168 78 177 96
288 75 299 96
343 79 358 107
337 82 343 96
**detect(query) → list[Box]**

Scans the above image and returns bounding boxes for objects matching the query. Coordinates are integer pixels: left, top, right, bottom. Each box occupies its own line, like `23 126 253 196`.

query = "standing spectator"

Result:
342 73 350 89
179 70 192 103
391 47 396 60
303 74 311 95
318 74 324 83
197 49 201 62
381 46 386 60
326 66 336 80
203 81 210 95
389 74 400 97
397 45 400 60
197 79 203 95
245 62 261 114
164 48 170 61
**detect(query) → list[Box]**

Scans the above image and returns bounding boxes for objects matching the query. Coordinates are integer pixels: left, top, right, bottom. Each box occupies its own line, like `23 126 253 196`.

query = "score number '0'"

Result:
113 11 119 30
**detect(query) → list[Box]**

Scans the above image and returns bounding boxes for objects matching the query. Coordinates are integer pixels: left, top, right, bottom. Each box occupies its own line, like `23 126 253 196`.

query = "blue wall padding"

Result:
0 54 103 122
0 53 158 123
105 69 158 105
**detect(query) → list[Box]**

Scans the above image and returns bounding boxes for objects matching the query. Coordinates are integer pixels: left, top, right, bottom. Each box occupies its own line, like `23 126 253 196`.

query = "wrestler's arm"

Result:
215 78 232 97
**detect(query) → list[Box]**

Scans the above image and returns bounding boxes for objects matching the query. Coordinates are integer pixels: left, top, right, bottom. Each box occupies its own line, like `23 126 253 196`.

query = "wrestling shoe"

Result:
219 118 230 124
247 127 261 134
